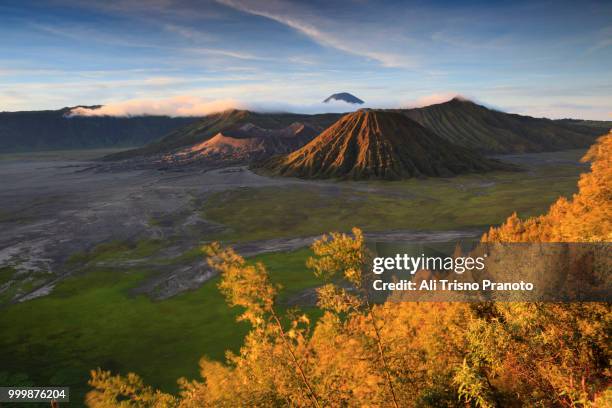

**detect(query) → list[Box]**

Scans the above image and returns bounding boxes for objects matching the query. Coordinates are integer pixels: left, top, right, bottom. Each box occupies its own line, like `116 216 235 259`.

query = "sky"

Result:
1 0 611 119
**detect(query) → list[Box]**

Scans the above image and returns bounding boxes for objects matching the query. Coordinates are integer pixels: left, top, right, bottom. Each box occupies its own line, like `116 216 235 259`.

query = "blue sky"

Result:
1 0 611 119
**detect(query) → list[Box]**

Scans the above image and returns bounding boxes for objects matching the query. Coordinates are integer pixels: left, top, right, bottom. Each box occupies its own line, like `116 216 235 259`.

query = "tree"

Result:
483 133 612 242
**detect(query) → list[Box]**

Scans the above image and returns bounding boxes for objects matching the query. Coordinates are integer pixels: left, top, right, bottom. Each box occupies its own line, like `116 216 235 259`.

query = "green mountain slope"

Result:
402 98 603 153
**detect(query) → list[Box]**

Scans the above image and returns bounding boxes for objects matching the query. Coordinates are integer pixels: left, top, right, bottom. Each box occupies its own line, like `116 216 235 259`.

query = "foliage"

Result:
483 132 612 242
86 370 177 407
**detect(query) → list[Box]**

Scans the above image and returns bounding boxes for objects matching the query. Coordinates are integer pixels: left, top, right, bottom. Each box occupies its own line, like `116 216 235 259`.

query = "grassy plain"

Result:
0 248 316 405
203 151 586 241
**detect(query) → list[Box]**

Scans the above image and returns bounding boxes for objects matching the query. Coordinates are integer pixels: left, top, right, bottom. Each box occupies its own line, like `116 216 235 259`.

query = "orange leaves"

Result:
483 133 612 243
316 283 361 313
86 369 176 407
308 227 366 287
204 242 277 324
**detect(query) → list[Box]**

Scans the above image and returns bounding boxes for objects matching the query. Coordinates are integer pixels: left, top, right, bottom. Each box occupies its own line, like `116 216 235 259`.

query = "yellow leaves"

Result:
316 283 361 313
459 301 612 407
299 314 310 325
308 228 367 286
484 132 612 243
344 267 360 283
203 242 323 407
86 369 176 408
204 243 277 325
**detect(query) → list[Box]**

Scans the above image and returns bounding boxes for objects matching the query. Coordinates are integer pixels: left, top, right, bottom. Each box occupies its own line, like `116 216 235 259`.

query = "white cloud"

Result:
67 95 375 116
186 47 272 61
405 93 461 108
69 96 244 116
250 100 364 114
163 24 217 42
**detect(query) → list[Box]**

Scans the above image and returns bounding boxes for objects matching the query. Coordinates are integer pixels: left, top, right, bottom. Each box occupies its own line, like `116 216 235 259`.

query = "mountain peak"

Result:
449 96 474 104
217 108 252 118
259 110 507 180
323 92 364 104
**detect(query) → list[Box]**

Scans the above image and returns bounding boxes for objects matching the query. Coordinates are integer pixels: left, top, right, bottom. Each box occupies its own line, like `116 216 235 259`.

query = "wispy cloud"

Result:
32 22 272 62
163 23 217 42
586 26 612 53
186 47 272 61
3 0 611 119
32 23 159 49
215 0 415 68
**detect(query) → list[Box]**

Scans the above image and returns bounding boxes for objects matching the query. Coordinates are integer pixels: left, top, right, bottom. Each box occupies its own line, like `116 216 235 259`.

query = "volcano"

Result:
402 98 600 153
164 122 319 164
259 109 511 180
323 92 364 104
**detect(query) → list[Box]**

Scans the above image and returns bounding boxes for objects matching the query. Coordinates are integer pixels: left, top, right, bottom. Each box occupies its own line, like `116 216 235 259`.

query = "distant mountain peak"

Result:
323 92 364 104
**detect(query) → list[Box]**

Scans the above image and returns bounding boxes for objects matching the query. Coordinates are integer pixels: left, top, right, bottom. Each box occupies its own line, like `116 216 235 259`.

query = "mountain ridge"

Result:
401 98 602 153
258 109 513 180
1 99 606 156
0 107 199 153
104 109 342 161
161 121 320 165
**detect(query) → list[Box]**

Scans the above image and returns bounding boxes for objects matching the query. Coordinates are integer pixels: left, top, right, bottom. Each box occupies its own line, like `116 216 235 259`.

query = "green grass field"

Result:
0 248 318 405
202 153 585 241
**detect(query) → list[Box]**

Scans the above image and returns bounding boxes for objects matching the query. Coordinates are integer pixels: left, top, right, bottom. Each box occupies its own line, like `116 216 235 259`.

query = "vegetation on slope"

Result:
403 98 603 154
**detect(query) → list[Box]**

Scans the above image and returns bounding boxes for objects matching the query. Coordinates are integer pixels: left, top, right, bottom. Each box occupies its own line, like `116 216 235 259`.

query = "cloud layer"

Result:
69 96 245 117
68 95 373 117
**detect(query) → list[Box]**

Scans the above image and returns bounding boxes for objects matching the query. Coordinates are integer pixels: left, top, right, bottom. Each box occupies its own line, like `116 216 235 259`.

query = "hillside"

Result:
106 109 342 161
403 98 603 153
259 109 512 180
555 118 612 134
0 107 198 152
162 122 319 164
